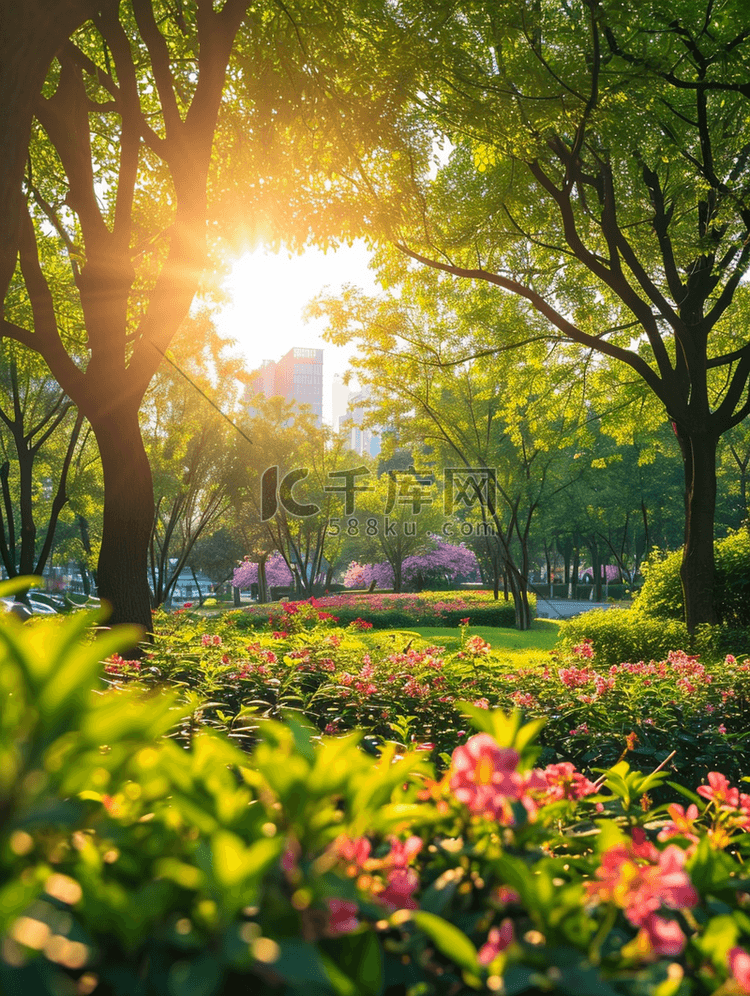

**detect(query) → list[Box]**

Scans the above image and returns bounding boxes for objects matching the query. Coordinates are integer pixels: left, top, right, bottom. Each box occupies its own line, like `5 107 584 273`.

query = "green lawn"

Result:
360 619 560 664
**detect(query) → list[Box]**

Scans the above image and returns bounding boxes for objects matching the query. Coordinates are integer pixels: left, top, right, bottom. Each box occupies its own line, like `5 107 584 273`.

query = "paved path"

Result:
534 598 618 619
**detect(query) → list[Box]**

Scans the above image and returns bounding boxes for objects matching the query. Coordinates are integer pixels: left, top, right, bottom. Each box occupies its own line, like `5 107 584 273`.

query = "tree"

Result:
349 469 443 593
188 526 245 593
314 270 585 627
232 396 350 599
367 0 750 631
0 341 91 579
2 0 409 636
142 310 249 608
0 0 107 300
0 2 254 633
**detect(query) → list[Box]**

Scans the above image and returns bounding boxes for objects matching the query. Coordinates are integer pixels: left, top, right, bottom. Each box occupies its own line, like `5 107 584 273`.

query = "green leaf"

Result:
408 911 479 973
320 931 382 996
665 781 703 806
210 831 283 889
693 914 738 968
168 953 223 996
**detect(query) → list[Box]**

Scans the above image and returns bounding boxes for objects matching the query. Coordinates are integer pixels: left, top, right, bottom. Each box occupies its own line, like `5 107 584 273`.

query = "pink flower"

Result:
657 803 700 844
334 835 371 870
729 947 750 994
586 831 698 927
478 919 514 965
559 665 596 688
378 868 420 911
698 771 739 808
449 734 522 823
385 836 422 869
543 762 597 801
572 639 594 659
325 898 359 936
466 635 491 656
460 617 470 626
636 913 687 956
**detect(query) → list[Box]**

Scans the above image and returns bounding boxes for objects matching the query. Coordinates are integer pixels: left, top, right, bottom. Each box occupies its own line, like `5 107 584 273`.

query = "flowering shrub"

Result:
138 604 750 796
6 587 750 996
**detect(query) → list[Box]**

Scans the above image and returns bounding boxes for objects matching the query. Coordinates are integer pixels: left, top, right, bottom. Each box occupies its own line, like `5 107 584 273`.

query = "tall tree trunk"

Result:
506 564 531 630
77 513 96 587
257 555 268 604
680 430 719 632
78 561 91 596
0 1 103 301
93 405 153 639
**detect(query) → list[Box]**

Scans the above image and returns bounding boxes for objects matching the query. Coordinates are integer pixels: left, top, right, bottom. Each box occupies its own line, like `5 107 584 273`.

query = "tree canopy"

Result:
358 0 750 630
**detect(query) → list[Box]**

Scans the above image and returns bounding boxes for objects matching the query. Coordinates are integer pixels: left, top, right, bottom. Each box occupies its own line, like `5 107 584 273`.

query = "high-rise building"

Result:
246 347 323 424
331 373 350 433
334 382 381 457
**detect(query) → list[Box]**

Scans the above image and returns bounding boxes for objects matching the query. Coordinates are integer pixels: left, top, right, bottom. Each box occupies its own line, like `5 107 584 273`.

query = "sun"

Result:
215 241 377 424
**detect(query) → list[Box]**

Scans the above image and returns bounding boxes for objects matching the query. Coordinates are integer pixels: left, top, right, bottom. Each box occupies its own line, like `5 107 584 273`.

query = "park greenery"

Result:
3 578 750 995
3 1 750 993
0 0 749 635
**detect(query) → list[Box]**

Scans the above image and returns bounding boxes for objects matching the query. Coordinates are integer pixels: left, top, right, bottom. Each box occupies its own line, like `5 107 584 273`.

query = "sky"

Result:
214 240 380 424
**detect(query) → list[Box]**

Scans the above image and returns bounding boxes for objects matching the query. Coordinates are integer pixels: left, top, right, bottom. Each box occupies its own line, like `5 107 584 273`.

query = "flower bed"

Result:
131 603 750 794
231 590 530 630
5 591 750 996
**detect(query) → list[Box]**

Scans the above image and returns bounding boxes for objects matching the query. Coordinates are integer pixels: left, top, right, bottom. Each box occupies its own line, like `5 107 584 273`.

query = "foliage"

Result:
357 0 750 630
7 590 750 995
634 532 750 627
144 311 250 608
314 272 585 627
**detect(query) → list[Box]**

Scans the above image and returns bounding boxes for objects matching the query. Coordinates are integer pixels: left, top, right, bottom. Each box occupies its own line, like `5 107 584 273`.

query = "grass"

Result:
357 619 560 666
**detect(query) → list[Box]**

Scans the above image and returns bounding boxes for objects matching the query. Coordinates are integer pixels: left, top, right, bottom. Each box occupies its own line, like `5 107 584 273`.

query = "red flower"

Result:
378 868 420 911
635 913 687 957
325 899 359 936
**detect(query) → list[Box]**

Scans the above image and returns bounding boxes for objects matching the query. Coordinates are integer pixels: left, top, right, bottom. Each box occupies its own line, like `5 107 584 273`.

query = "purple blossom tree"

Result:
343 542 479 591
402 541 480 589
233 553 294 596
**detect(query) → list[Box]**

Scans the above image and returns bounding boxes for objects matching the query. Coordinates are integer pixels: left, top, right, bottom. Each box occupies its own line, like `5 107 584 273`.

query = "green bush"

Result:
556 608 722 668
634 530 750 625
